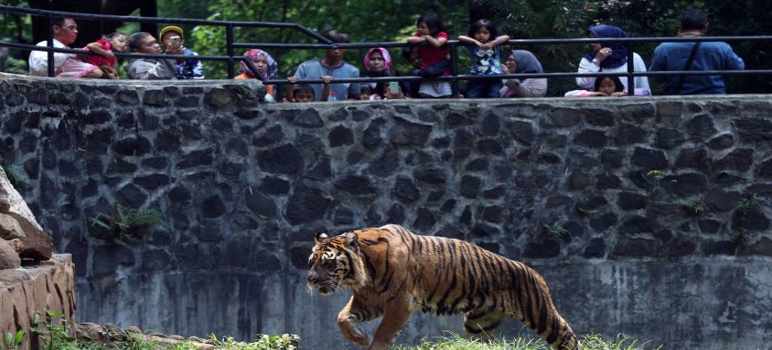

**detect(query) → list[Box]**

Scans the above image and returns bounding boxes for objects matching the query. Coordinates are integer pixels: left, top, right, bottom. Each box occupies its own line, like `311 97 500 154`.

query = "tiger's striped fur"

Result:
307 224 579 350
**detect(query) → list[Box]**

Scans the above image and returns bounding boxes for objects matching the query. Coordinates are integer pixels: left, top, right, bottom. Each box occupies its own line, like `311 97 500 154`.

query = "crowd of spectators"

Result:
24 7 745 102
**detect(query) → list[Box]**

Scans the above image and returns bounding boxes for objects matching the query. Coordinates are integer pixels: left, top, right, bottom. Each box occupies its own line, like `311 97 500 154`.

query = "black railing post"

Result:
46 15 54 77
226 24 235 78
627 48 635 96
450 43 458 96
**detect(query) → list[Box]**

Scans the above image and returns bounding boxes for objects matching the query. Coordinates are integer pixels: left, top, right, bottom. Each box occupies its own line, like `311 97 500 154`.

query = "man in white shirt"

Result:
28 17 102 78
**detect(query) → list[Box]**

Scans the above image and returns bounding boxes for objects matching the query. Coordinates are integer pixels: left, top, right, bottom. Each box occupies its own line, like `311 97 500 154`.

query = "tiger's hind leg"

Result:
463 309 505 342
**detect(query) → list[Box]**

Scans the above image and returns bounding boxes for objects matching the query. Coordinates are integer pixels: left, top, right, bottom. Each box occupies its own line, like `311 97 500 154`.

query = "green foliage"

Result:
3 330 25 350
208 333 300 350
89 203 163 242
736 194 760 211
543 222 569 240
683 199 705 217
393 333 661 350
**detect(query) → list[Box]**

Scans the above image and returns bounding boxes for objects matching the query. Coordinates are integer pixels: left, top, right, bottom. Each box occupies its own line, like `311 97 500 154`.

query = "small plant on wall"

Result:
89 203 162 242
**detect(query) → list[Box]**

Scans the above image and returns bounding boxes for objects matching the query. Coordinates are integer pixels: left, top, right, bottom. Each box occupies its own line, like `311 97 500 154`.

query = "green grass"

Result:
393 333 661 350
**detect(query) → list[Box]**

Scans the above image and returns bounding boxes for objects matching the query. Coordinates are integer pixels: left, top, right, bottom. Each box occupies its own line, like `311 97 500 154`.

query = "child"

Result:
458 19 510 98
81 32 128 79
407 13 452 98
286 84 316 103
159 25 205 79
564 74 626 97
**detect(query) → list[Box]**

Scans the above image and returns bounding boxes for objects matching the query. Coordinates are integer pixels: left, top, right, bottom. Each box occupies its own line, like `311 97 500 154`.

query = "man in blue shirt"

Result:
290 29 360 101
650 8 744 95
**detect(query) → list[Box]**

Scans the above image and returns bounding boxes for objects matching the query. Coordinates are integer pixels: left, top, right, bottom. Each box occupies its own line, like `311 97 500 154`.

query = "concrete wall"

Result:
1 73 771 349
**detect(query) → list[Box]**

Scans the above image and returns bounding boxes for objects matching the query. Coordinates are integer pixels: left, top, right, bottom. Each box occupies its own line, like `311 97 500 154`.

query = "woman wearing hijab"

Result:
500 50 548 97
362 47 403 99
576 24 651 96
235 48 279 102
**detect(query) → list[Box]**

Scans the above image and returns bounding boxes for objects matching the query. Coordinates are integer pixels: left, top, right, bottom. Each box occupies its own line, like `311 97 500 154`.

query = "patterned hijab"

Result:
584 24 629 69
239 49 278 81
362 47 392 74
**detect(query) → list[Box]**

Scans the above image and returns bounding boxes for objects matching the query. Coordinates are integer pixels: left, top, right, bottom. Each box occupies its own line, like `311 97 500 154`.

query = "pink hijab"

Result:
362 47 392 74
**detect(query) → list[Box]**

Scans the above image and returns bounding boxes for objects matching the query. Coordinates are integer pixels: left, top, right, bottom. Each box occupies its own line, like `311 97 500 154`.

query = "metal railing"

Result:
0 5 330 78
2 5 772 97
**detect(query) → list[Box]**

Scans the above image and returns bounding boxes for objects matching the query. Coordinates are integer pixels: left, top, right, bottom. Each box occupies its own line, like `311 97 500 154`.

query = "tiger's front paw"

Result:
351 328 370 347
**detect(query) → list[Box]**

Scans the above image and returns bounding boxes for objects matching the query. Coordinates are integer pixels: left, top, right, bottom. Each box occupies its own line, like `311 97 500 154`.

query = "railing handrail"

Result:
235 35 772 50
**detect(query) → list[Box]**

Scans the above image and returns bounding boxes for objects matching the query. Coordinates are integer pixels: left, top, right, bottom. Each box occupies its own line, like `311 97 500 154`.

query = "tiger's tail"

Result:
512 263 579 350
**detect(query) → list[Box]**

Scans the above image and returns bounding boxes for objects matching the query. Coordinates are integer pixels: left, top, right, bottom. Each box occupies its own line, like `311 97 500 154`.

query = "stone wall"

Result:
1 73 771 349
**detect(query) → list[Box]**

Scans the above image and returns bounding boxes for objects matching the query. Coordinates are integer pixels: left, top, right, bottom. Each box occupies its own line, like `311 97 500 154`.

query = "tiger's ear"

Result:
342 232 358 248
314 232 329 244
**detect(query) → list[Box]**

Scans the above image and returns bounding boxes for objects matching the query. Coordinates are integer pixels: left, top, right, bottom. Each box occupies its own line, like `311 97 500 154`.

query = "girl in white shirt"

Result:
576 24 651 96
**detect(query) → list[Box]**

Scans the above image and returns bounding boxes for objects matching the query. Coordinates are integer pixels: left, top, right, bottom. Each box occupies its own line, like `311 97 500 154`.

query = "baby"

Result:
82 32 128 79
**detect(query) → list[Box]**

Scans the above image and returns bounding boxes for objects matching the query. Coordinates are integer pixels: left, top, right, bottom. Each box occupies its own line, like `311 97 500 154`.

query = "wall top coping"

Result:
3 72 772 109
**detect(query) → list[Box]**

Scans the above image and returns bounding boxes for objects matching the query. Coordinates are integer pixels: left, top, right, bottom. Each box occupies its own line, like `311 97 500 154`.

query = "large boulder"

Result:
0 239 20 269
0 167 53 262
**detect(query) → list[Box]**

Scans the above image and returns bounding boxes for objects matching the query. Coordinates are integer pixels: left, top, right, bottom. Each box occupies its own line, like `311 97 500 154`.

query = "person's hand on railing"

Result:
101 65 118 79
287 76 298 83
321 75 333 85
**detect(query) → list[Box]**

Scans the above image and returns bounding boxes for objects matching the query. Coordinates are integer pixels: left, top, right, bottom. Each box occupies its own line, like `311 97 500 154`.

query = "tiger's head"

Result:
307 231 368 295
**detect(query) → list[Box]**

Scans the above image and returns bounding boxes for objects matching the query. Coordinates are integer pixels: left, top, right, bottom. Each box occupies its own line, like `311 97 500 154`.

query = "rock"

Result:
0 169 53 261
257 144 303 175
655 128 685 149
393 176 420 203
0 168 44 231
508 120 535 145
660 173 708 197
759 159 772 179
524 238 561 258
285 186 332 225
335 175 376 196
548 107 581 127
292 109 323 128
707 133 735 150
389 116 432 145
614 123 647 145
631 147 668 171
575 129 607 148
0 212 25 240
329 126 354 147
0 239 21 269
685 113 718 139
676 147 710 172
583 238 606 258
714 148 754 172
460 175 482 198
734 117 772 142
617 191 648 211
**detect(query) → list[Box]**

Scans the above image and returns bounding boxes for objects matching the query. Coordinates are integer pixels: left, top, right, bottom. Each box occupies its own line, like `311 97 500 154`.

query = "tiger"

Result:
307 224 579 350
